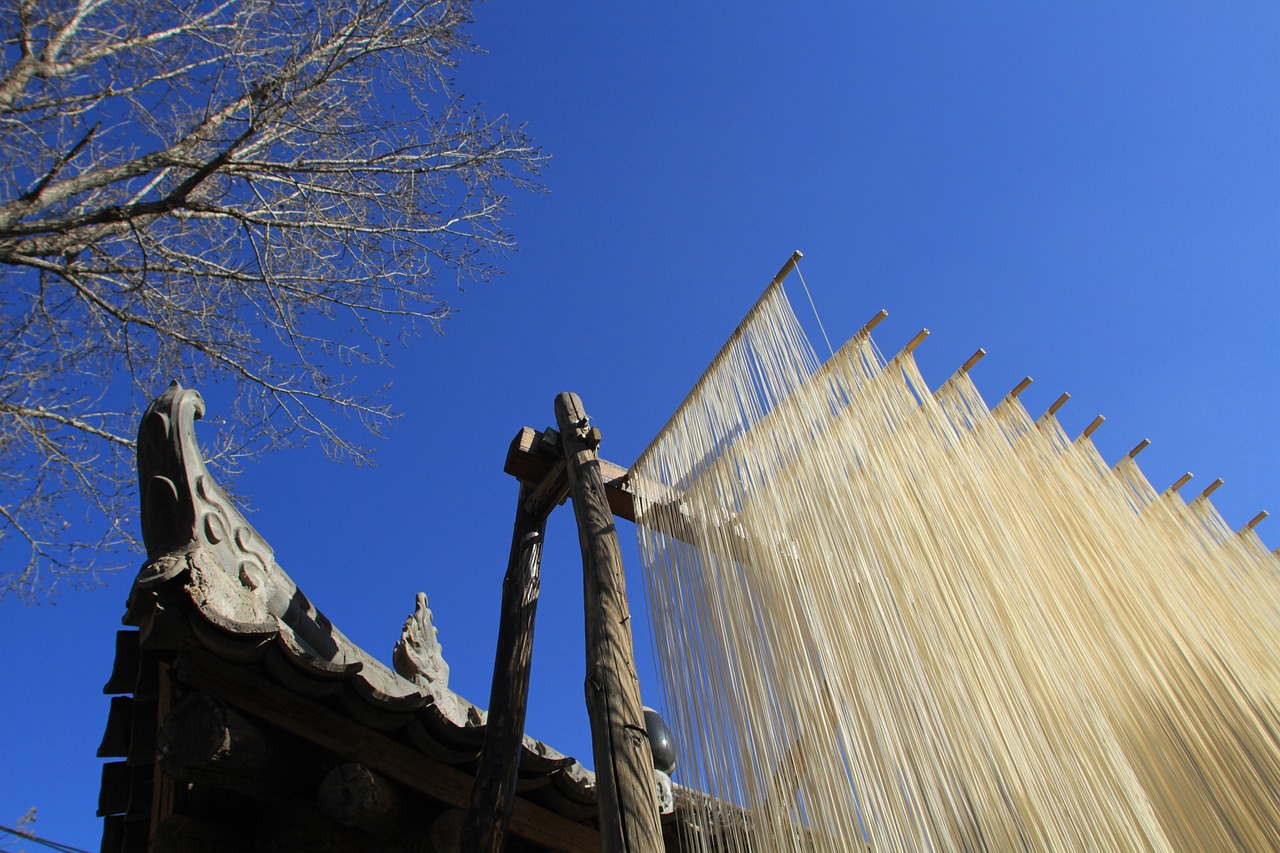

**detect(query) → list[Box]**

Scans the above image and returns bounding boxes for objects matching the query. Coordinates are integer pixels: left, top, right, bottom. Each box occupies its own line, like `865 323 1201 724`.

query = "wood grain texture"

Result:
507 426 636 520
461 482 553 853
556 392 663 853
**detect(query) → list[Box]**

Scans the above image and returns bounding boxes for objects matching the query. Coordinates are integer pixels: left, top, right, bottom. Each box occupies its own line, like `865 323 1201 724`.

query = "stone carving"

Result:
393 592 450 690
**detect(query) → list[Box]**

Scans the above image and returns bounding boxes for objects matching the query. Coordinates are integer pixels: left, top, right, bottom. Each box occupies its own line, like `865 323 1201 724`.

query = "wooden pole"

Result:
460 481 559 853
556 392 663 853
1046 392 1070 417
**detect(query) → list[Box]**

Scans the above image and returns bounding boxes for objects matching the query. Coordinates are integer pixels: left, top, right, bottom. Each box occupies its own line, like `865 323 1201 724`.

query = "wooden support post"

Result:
461 480 559 853
556 392 663 853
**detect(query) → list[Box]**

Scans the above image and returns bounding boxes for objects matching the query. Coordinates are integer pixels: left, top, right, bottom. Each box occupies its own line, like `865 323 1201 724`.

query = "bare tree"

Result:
0 0 544 597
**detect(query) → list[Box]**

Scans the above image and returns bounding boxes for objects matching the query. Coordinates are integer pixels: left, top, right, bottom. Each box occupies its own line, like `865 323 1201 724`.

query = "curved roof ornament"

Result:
394 592 451 690
134 382 311 642
136 381 275 593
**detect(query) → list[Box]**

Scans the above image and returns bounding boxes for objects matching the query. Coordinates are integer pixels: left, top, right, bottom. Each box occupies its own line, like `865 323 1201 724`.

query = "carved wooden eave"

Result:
99 383 602 853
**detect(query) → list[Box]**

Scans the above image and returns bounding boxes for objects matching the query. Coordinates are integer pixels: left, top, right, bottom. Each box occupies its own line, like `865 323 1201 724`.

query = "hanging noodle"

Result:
631 280 1280 851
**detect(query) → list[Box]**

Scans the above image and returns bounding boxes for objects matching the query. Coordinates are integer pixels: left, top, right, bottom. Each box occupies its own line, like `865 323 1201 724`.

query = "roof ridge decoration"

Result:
394 592 451 690
131 382 491 721
135 381 303 636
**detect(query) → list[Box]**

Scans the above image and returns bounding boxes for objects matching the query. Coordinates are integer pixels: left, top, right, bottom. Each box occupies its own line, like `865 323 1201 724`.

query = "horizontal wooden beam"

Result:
176 648 600 853
506 427 758 569
506 427 638 522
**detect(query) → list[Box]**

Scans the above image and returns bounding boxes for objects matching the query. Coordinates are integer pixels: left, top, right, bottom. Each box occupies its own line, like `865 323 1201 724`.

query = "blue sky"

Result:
3 3 1277 848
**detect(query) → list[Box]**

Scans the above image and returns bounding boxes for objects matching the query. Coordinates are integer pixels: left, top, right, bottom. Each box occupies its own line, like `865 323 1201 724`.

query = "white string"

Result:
792 260 834 358
632 285 1280 852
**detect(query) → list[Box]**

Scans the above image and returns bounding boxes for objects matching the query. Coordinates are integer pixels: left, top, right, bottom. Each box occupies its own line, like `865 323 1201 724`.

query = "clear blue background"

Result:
3 3 1276 848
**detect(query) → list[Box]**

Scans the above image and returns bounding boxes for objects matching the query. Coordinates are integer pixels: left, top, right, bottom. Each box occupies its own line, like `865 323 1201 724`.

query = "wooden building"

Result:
96 383 716 852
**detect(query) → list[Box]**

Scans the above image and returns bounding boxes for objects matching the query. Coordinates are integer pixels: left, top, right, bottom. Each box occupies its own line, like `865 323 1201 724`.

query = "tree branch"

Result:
0 0 544 597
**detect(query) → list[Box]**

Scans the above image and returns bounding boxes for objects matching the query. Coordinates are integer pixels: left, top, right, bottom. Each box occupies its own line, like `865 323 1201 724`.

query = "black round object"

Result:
643 707 678 775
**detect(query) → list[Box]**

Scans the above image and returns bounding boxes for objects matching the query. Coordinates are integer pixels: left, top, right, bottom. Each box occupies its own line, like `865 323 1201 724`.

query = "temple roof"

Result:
99 383 604 851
